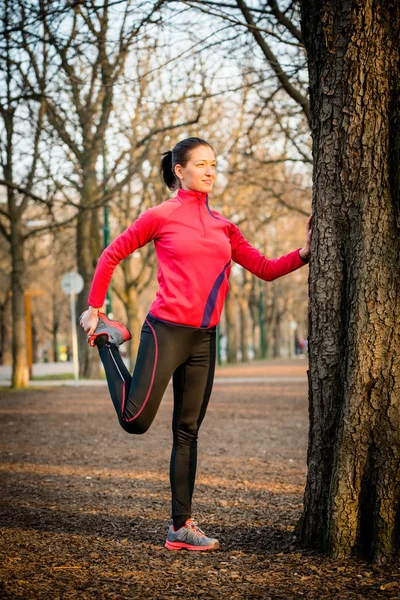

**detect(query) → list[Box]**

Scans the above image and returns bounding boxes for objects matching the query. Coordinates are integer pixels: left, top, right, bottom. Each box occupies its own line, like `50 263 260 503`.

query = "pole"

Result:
103 141 113 317
70 290 79 385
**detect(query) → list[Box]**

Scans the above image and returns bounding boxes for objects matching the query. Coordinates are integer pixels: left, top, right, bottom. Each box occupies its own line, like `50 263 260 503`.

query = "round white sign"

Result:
61 272 84 295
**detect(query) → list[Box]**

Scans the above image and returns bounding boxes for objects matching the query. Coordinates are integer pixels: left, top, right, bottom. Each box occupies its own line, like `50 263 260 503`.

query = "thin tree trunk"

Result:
272 311 282 358
125 286 141 370
77 171 101 379
299 0 400 562
249 276 260 359
10 226 28 387
52 291 59 362
0 291 12 366
235 270 252 362
225 287 237 363
32 317 38 364
264 283 275 359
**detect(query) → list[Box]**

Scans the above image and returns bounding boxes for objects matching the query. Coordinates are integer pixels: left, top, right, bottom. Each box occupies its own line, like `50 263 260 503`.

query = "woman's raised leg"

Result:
98 315 198 435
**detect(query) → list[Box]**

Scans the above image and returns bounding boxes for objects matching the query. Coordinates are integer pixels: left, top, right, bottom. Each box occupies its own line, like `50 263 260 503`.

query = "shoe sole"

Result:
164 540 220 551
86 311 131 347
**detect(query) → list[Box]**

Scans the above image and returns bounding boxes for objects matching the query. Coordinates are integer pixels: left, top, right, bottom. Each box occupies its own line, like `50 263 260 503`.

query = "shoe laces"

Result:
186 519 206 537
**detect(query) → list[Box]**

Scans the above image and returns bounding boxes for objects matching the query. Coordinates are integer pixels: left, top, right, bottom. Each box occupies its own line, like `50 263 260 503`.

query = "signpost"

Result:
61 272 84 385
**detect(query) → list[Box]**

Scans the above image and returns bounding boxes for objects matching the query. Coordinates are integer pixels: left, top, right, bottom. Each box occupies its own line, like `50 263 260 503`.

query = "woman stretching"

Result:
80 137 312 551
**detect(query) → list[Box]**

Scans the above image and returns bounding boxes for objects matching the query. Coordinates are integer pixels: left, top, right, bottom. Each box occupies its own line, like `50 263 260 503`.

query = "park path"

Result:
1 360 399 599
0 357 308 386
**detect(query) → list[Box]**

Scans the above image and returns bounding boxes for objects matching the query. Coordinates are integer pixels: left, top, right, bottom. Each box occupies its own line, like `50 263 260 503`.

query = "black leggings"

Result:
98 313 217 523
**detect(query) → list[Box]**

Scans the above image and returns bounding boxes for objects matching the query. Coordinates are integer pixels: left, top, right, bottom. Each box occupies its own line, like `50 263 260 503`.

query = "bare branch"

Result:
0 179 53 207
267 0 303 44
0 206 11 220
0 219 11 242
23 213 78 240
235 0 310 123
176 0 303 46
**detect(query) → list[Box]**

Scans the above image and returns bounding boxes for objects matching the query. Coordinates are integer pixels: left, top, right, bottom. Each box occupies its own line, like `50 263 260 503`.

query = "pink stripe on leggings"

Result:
122 318 158 422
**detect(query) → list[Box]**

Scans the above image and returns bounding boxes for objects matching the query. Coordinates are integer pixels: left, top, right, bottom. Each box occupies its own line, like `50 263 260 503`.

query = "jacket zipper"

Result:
198 198 207 238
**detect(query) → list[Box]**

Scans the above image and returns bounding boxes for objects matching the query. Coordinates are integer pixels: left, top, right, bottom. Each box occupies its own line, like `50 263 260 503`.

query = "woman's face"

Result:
174 145 216 194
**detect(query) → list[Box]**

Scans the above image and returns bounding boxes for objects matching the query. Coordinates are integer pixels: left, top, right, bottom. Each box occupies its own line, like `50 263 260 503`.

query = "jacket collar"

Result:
177 187 208 205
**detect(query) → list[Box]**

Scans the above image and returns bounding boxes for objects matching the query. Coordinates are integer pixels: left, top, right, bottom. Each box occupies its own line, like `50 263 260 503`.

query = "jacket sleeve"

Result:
229 223 309 281
88 206 161 308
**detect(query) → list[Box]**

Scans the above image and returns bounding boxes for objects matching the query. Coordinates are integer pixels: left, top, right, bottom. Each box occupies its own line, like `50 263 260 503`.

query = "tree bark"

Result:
299 0 400 562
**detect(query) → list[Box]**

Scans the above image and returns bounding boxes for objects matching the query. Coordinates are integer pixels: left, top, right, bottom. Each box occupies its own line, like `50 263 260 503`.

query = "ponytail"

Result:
160 150 178 191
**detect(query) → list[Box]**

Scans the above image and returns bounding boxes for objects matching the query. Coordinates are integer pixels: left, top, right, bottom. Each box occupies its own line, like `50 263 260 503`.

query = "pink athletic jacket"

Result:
88 188 308 328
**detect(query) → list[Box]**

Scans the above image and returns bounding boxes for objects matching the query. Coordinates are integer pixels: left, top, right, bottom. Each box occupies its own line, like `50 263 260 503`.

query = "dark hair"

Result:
160 137 214 191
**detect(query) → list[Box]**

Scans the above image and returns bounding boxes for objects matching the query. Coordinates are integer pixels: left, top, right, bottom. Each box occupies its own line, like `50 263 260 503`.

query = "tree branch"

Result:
267 0 303 44
235 0 310 123
0 179 53 207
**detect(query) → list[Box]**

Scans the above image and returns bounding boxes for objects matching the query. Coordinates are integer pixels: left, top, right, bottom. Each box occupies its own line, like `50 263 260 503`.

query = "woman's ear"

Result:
174 164 183 182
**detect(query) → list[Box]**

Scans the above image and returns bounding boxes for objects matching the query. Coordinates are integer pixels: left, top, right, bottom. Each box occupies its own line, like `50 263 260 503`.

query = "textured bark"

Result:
299 0 400 562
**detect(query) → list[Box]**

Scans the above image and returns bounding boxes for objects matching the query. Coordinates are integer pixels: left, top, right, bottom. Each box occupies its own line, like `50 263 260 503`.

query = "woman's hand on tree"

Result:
299 213 312 260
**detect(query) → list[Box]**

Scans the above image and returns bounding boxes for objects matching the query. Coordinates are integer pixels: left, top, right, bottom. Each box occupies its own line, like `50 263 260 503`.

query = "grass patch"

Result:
32 372 106 381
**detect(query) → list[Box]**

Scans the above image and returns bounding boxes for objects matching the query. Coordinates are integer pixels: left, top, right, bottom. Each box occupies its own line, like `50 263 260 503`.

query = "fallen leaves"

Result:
1 381 400 599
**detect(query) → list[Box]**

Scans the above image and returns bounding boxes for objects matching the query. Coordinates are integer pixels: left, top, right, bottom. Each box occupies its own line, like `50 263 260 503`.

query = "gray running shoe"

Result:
165 519 219 551
79 310 131 347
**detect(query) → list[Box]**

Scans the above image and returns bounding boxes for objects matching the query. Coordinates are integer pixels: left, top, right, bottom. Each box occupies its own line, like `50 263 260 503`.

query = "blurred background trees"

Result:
0 0 310 386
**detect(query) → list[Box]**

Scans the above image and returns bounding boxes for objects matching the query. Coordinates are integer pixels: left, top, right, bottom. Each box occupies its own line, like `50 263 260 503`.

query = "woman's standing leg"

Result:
169 326 217 528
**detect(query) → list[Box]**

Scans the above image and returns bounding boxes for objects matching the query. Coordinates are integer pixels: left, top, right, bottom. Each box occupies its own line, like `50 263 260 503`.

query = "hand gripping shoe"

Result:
80 311 131 347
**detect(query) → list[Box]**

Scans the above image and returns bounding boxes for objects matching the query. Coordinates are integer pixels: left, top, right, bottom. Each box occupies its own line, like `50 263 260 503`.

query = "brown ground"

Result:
1 360 399 599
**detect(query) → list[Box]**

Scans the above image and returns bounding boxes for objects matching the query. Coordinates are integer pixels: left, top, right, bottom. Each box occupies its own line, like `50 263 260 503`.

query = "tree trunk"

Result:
10 226 28 388
249 276 260 359
264 283 275 359
238 298 249 362
225 287 237 363
0 291 12 366
77 171 101 379
236 270 253 362
299 0 400 562
272 310 282 359
52 292 59 362
125 286 141 370
32 317 38 364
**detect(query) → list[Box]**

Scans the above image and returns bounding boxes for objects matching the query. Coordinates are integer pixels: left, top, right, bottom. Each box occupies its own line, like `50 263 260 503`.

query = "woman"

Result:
80 137 312 552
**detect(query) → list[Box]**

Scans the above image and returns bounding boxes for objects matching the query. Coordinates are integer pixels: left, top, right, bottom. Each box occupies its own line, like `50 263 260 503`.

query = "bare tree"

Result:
0 0 58 386
169 0 311 166
11 0 211 378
